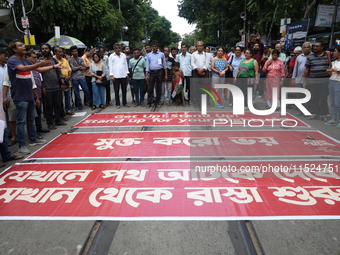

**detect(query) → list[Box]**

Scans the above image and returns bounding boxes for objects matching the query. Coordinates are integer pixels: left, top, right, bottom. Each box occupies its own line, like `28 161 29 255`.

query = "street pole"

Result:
21 0 31 45
330 0 338 49
118 0 122 42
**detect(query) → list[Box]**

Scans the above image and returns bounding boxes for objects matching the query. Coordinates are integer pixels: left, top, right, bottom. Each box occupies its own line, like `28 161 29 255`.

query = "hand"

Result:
77 66 83 70
267 60 273 65
65 76 70 81
220 71 225 77
55 63 66 69
303 82 307 88
42 88 46 96
164 75 168 81
39 59 52 67
60 84 67 91
3 97 9 106
110 76 115 82
35 98 41 108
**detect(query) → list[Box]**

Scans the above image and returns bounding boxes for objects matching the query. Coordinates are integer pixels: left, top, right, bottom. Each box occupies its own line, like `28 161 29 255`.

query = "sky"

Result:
151 0 196 37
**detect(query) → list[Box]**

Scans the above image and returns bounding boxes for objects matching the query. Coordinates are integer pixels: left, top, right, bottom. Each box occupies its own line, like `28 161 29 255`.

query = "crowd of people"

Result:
0 34 339 165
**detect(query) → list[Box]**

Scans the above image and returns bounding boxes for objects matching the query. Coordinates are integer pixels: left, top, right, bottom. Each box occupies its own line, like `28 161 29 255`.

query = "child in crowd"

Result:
172 62 185 106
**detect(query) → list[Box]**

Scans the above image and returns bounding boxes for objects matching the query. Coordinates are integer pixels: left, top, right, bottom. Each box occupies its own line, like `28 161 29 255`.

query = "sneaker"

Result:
29 139 47 147
48 124 57 130
325 119 337 126
55 121 67 126
18 145 30 154
214 103 224 108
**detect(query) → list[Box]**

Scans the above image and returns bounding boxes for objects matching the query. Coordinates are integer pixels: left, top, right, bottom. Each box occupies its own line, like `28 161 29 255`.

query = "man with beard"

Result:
40 44 67 130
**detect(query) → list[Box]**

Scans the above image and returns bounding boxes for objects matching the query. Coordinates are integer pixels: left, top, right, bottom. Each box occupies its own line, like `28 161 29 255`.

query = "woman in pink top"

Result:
262 49 285 109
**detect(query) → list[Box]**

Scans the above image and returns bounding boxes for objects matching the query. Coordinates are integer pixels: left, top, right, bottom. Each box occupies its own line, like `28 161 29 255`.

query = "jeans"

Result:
131 79 145 104
328 80 340 121
14 100 37 147
64 89 71 112
72 78 92 107
0 128 12 161
35 97 43 130
92 82 105 106
161 81 172 103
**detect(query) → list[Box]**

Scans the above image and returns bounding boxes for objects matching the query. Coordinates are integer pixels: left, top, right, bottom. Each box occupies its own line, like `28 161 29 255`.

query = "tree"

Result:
17 0 122 46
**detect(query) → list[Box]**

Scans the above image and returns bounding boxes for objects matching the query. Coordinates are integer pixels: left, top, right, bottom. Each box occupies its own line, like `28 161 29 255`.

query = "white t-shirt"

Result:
330 60 340 82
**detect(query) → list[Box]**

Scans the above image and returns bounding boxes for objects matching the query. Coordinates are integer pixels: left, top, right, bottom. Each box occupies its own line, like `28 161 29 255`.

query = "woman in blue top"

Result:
211 46 229 107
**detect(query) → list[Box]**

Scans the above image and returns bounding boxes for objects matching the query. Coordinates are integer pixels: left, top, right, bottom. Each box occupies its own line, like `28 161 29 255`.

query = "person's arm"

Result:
303 66 310 88
16 59 52 72
254 60 259 84
33 88 40 108
37 63 63 73
191 52 198 70
3 85 9 106
211 58 218 74
162 54 168 81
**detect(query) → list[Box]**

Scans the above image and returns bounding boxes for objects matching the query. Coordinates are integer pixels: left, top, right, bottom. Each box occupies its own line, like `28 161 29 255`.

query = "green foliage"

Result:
178 0 335 47
15 0 180 48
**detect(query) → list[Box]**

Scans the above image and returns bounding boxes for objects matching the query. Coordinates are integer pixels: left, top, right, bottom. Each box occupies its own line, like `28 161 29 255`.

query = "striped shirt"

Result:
305 52 330 79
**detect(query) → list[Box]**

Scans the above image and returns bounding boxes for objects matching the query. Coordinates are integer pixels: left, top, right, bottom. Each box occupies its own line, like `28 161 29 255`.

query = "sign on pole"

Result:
21 17 29 29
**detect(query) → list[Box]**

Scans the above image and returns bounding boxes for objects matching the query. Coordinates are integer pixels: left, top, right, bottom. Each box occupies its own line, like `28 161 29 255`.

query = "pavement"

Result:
0 87 339 255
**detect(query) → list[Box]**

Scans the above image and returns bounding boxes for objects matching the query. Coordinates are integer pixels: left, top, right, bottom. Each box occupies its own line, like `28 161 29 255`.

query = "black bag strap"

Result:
132 57 142 74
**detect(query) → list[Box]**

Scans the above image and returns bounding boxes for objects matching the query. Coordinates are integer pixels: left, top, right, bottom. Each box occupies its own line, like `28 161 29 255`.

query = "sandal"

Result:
4 154 23 162
116 105 121 109
145 104 151 109
140 103 145 107
0 162 5 167
36 135 43 139
8 139 17 146
123 104 130 107
99 104 106 109
134 103 139 107
91 105 97 110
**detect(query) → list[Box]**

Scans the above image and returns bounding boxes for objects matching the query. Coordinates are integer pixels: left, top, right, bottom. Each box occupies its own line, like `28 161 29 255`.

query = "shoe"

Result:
71 106 77 110
48 124 57 130
66 111 75 115
29 138 47 147
62 116 69 121
214 103 224 108
77 104 83 110
3 154 23 162
325 119 337 125
18 145 30 154
55 121 67 126
37 127 50 133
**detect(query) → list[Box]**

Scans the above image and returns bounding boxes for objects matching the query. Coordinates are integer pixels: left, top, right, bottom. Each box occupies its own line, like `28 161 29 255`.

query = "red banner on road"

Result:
0 161 339 219
27 130 340 160
74 112 308 128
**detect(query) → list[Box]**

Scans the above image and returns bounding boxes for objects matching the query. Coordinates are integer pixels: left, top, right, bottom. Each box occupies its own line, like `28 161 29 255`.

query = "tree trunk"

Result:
303 0 318 20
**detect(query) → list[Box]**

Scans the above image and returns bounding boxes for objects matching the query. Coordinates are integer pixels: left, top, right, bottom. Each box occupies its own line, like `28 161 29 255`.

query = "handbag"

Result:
96 63 108 86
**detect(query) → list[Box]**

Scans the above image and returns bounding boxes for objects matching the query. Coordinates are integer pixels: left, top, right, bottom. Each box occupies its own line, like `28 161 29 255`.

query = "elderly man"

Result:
191 41 210 78
109 43 130 109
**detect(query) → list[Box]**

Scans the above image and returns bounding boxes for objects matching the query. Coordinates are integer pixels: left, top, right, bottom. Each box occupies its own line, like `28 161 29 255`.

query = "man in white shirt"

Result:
191 41 210 78
109 43 130 109
178 43 192 102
